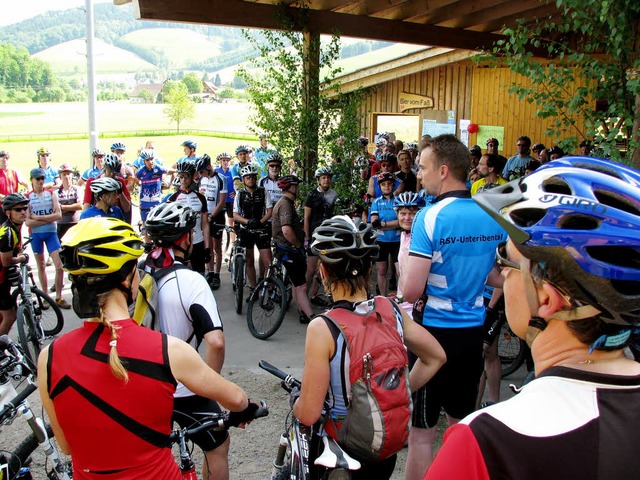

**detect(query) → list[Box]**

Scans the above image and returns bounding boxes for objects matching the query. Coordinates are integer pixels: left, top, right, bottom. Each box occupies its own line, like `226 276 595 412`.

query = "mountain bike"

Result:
12 239 64 370
259 360 361 480
229 230 247 315
246 246 293 340
0 335 72 480
170 401 268 479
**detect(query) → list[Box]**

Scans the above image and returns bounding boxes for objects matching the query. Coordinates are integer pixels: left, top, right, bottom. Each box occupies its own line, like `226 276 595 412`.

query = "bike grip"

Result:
254 400 269 419
258 360 287 380
0 334 11 349
0 383 37 420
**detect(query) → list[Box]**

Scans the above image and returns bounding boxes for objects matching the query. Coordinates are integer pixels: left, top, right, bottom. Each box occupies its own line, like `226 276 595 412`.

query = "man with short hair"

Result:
531 142 546 161
399 134 505 479
80 177 125 220
271 175 314 324
548 145 565 160
502 135 534 181
144 202 230 480
0 151 28 222
0 193 29 334
254 134 275 177
136 150 170 224
177 139 198 165
471 153 507 195
257 153 284 206
78 149 105 187
485 138 508 167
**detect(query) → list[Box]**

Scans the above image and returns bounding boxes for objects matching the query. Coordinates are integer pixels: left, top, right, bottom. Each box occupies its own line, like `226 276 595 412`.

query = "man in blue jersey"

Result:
136 152 173 223
399 134 505 480
78 149 105 187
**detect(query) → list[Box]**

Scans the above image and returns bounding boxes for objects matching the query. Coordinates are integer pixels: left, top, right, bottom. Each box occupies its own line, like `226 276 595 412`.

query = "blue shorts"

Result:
31 231 61 255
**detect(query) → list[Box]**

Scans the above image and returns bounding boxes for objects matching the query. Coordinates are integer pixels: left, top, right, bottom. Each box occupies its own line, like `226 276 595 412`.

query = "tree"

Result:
181 72 203 94
214 73 222 87
486 0 640 166
163 81 195 132
237 4 369 185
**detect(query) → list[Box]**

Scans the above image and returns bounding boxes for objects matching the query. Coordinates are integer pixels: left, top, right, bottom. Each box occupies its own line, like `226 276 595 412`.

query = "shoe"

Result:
56 298 72 310
41 302 50 310
49 284 56 293
310 295 328 307
46 257 53 266
299 312 311 324
388 276 397 291
205 272 214 284
211 273 220 290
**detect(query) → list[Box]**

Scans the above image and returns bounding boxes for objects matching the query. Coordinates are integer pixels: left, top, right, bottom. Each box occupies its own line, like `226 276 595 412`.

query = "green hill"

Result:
34 38 157 76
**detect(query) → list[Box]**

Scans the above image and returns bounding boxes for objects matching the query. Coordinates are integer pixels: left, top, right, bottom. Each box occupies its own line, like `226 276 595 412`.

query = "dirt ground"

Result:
0 366 452 480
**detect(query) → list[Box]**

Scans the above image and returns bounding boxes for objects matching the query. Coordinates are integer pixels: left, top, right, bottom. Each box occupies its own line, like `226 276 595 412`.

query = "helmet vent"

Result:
508 208 546 227
586 246 640 272
557 214 599 230
541 178 572 195
594 190 640 216
574 161 624 181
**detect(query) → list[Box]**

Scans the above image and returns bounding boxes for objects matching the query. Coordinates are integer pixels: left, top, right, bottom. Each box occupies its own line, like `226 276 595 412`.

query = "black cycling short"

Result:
173 395 228 452
209 212 227 239
412 325 484 428
190 241 206 274
238 227 271 250
275 246 307 287
225 203 234 218
0 282 14 310
376 241 400 264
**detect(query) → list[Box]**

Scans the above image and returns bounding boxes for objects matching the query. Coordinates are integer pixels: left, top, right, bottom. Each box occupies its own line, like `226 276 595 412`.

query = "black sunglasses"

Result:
496 241 520 271
13 206 28 212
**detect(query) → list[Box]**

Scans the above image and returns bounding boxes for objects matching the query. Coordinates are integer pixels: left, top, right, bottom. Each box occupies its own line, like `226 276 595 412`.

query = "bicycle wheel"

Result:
247 276 287 339
16 304 41 370
31 288 64 336
234 256 245 314
12 288 64 337
498 322 526 377
280 266 293 311
1 423 53 479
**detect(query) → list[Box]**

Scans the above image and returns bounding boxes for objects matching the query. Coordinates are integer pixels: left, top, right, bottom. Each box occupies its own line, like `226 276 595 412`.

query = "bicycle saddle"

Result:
314 436 361 470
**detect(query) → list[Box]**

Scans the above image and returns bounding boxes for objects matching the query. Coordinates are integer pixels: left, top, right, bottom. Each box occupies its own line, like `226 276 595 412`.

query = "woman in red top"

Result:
37 217 257 479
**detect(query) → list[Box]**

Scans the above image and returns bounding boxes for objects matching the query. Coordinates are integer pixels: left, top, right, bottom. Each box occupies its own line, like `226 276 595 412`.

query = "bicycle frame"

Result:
0 336 71 480
260 361 361 480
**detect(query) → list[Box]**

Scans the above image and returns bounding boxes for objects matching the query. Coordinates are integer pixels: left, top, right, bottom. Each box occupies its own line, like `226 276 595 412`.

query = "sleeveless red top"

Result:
47 319 181 480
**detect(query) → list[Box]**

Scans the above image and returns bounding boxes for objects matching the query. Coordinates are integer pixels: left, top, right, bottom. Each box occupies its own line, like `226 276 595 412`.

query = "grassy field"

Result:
0 101 256 175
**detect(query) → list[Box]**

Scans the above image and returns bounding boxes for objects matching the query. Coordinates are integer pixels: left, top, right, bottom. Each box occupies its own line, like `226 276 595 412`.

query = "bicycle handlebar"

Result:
168 400 268 444
259 360 301 390
0 382 37 424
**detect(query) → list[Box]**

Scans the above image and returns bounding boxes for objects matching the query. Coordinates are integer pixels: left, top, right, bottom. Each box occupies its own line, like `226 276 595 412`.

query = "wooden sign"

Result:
399 92 434 112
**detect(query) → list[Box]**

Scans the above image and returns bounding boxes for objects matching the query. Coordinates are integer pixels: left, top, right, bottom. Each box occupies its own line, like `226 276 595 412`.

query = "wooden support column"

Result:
301 30 320 183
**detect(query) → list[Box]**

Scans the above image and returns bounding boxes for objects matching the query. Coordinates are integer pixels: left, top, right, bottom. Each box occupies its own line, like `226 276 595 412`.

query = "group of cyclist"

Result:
0 129 639 479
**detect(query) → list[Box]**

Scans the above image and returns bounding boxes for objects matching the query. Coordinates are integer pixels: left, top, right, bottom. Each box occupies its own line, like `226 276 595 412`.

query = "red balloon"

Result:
467 123 479 134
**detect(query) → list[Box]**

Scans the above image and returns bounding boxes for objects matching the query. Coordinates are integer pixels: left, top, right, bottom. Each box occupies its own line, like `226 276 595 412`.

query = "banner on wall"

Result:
460 119 470 147
399 92 434 112
477 126 505 151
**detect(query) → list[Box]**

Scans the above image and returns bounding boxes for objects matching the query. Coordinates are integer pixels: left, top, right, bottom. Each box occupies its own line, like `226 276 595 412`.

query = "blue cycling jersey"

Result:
136 165 167 208
409 194 505 328
371 196 401 243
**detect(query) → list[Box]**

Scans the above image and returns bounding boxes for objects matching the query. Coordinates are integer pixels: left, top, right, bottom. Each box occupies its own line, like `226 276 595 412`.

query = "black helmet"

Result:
266 153 283 165
2 193 28 211
104 153 122 174
176 160 196 176
277 175 300 190
145 203 197 245
195 154 211 172
378 152 397 164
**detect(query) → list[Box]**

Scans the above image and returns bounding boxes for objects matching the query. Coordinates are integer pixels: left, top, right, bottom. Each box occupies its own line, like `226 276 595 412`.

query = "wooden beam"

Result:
436 0 545 29
332 0 408 16
134 0 508 51
326 48 475 95
374 0 458 21
463 4 557 32
422 0 510 25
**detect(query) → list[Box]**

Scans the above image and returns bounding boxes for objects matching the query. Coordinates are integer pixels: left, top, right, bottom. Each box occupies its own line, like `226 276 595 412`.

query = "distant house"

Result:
130 82 164 103
200 81 219 103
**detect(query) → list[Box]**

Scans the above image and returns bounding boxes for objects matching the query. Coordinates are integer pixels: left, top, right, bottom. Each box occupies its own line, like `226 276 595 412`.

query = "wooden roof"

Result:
123 0 559 53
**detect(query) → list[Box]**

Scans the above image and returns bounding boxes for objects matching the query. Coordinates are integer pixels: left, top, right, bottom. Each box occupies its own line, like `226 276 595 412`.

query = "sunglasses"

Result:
13 206 28 212
268 164 281 168
34 177 45 181
496 241 520 271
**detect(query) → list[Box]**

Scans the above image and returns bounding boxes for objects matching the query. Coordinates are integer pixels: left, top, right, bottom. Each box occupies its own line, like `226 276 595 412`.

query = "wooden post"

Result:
302 30 320 183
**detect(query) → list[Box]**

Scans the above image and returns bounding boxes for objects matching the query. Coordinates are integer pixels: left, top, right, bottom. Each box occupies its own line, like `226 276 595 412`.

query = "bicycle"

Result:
229 225 270 315
259 360 361 480
169 401 268 480
0 335 72 480
12 238 64 370
246 246 293 340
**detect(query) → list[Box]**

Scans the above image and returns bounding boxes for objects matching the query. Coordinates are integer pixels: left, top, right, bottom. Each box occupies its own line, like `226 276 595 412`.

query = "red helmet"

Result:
377 172 395 185
277 175 300 190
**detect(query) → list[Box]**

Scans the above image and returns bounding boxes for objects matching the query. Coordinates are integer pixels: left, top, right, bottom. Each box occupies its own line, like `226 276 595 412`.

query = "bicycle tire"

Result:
1 423 55 479
270 464 291 480
498 322 526 377
234 256 245 314
12 288 64 337
16 304 41 371
247 276 287 340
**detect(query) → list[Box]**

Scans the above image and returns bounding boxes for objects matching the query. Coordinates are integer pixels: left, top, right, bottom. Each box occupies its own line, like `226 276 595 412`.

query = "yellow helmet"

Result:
60 217 143 276
36 147 50 157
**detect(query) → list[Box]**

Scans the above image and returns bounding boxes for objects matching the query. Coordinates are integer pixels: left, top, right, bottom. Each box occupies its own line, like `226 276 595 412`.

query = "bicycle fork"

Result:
18 404 71 480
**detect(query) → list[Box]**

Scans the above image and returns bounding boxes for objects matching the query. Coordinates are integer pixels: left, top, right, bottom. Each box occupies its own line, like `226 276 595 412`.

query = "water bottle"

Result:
15 467 33 479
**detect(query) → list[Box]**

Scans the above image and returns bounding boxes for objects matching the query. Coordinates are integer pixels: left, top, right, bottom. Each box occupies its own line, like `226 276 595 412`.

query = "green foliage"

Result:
219 88 236 99
237 3 370 197
181 72 203 94
484 0 640 164
214 74 222 87
163 82 195 133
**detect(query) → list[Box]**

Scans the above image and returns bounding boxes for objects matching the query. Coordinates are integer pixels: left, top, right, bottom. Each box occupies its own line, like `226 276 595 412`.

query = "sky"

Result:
1 0 111 26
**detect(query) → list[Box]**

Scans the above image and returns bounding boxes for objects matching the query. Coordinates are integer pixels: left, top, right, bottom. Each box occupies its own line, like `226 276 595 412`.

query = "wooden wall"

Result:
357 62 474 141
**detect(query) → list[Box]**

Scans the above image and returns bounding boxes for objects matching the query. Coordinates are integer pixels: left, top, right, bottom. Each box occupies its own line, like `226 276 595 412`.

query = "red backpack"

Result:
322 296 412 462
